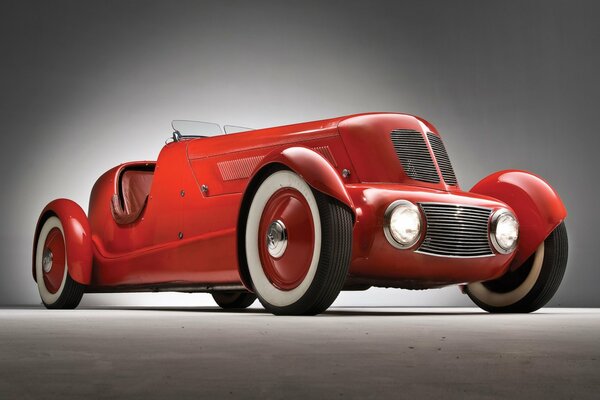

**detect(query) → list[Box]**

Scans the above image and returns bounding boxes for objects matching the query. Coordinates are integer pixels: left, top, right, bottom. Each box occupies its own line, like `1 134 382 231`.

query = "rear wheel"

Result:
212 292 256 309
245 170 353 315
35 216 84 309
466 222 568 313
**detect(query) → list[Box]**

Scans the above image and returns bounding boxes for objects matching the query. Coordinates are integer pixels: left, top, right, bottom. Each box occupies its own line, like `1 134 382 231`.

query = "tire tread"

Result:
253 187 353 315
304 191 353 315
44 275 84 310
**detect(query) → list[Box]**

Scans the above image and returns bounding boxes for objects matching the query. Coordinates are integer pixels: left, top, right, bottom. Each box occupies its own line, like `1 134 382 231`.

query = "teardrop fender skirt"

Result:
470 170 567 271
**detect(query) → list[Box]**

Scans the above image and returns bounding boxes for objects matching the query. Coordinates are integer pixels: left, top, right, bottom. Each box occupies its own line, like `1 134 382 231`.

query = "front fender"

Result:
236 147 355 290
33 199 93 285
470 170 567 269
253 147 355 212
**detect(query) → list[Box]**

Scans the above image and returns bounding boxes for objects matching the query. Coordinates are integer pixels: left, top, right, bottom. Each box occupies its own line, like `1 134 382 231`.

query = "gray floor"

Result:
0 307 598 399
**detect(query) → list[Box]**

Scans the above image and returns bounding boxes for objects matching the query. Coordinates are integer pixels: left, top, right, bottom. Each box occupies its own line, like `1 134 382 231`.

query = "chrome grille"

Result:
418 203 493 257
390 129 440 184
427 132 458 186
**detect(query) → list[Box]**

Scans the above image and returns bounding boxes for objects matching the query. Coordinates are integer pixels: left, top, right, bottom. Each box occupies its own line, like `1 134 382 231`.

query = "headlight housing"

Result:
490 209 519 254
384 200 422 249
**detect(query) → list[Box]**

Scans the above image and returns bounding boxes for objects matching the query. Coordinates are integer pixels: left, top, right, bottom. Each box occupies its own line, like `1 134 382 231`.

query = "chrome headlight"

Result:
490 209 519 254
384 200 422 249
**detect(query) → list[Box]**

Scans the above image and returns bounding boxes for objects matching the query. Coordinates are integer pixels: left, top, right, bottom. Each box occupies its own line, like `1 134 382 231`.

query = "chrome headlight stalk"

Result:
489 208 519 254
383 200 423 249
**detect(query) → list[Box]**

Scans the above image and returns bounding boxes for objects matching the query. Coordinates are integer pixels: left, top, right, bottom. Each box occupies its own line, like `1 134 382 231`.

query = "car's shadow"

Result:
324 308 487 317
79 306 488 316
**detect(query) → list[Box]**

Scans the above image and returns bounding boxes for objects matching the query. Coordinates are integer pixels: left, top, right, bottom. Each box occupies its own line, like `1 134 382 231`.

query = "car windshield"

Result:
171 120 254 137
172 120 223 137
224 125 253 134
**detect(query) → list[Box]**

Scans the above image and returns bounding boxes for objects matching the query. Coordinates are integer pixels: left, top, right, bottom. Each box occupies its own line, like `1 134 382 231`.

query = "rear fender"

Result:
470 170 567 270
33 199 93 285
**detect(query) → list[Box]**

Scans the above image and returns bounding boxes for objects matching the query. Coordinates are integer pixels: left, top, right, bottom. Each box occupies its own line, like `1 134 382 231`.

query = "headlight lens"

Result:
384 200 422 249
490 209 519 254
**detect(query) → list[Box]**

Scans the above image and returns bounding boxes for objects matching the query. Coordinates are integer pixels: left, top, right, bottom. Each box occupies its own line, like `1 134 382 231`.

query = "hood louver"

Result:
390 129 458 187
390 129 440 184
427 132 458 186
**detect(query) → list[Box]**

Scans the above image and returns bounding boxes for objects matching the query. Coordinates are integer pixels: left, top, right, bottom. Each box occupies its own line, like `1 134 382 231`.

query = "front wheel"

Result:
245 169 353 315
466 222 568 313
35 216 85 309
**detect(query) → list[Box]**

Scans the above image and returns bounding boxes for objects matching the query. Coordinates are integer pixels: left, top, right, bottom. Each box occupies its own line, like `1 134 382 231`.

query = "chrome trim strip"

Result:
417 202 492 210
417 202 493 257
415 250 495 259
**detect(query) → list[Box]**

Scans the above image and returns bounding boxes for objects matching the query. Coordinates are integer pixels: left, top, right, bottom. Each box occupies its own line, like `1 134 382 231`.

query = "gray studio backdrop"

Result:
1 0 598 307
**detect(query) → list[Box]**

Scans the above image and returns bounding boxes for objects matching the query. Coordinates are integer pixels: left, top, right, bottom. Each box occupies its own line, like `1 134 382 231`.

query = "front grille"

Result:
390 129 440 184
418 203 493 257
427 132 458 186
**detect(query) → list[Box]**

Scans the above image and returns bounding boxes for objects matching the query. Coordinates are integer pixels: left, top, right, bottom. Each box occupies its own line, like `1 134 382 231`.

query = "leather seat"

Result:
110 169 154 225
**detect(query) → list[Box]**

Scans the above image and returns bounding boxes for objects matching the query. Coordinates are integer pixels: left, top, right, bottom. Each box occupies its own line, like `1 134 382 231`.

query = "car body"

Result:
33 113 568 314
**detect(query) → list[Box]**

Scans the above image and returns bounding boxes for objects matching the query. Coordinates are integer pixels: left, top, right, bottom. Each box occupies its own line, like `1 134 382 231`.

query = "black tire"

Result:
35 216 85 309
244 169 353 316
44 275 85 310
466 222 568 313
212 292 257 309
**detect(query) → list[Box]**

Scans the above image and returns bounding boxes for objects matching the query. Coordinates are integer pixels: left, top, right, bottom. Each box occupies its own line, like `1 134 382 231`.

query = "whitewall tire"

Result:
244 169 352 315
466 222 568 313
35 216 84 309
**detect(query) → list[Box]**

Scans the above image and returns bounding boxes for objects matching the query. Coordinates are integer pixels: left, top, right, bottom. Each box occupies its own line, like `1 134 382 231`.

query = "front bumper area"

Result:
346 184 517 289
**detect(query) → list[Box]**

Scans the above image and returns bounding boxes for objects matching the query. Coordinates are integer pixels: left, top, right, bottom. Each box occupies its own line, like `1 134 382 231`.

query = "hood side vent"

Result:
390 129 440 184
427 132 458 186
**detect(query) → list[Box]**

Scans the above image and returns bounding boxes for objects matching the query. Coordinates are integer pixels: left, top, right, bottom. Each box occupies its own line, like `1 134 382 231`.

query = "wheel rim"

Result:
245 170 322 308
36 216 69 304
42 227 66 294
258 188 315 290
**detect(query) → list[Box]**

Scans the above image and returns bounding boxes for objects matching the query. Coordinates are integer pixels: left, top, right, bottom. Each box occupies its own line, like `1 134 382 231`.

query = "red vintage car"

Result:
33 113 568 315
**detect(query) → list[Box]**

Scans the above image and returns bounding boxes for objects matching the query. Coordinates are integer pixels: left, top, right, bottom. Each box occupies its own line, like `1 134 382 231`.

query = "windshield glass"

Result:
224 125 254 134
172 120 223 137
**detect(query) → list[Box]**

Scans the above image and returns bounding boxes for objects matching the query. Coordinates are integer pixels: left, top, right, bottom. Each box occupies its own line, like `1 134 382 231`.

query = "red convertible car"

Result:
33 113 568 315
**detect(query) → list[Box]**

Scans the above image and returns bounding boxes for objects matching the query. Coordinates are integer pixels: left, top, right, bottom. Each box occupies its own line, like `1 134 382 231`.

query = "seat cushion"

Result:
121 170 153 215
110 169 154 225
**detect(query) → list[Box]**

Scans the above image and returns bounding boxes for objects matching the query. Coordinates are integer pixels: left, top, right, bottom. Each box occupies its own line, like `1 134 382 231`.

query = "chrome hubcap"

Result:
42 248 53 273
266 220 287 258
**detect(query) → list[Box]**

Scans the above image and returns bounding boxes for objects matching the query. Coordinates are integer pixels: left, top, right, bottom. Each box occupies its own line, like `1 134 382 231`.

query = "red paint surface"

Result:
255 146 355 210
258 188 315 290
346 184 516 286
33 113 566 292
470 170 567 270
33 199 93 285
42 228 65 294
